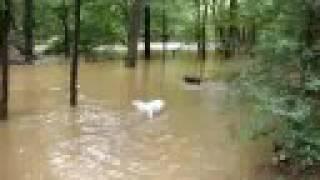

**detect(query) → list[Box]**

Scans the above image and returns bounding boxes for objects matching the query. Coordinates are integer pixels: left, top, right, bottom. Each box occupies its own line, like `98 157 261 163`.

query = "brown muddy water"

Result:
0 57 272 180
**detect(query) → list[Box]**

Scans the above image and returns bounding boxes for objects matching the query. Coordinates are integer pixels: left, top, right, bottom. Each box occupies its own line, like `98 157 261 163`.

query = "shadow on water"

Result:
0 56 273 180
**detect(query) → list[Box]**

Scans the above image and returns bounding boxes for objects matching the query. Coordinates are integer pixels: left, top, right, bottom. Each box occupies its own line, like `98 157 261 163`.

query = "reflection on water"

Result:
0 59 254 180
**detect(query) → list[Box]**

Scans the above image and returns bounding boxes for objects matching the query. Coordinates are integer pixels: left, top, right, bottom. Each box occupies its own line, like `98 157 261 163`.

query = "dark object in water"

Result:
183 75 202 85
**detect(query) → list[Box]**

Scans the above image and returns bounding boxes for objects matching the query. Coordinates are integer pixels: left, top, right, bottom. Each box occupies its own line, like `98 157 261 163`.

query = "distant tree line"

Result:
5 0 257 65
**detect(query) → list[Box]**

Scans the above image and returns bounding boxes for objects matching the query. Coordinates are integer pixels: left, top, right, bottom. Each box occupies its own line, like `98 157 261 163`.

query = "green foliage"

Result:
80 0 127 51
26 0 202 52
240 0 320 172
150 0 195 41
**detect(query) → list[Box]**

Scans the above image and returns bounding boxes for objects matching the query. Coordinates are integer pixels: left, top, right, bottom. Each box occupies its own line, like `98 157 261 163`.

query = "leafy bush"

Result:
240 0 320 174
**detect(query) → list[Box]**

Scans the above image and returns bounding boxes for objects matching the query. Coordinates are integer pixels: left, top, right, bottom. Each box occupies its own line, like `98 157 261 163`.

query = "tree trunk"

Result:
301 4 315 89
211 0 216 40
224 26 231 59
249 21 256 56
195 0 201 57
144 2 151 61
218 27 223 41
24 0 34 63
126 0 144 68
228 0 238 58
0 0 10 119
63 0 70 57
162 0 167 62
200 0 208 80
70 0 80 106
241 26 246 44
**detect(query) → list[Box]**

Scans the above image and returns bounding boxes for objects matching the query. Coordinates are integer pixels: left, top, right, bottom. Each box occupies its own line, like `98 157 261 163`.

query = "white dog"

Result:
132 99 165 119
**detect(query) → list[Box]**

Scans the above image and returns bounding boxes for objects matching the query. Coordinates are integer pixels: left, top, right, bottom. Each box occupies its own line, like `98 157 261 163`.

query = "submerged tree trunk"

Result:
70 0 80 106
24 0 34 63
0 0 10 119
144 1 151 61
126 0 144 68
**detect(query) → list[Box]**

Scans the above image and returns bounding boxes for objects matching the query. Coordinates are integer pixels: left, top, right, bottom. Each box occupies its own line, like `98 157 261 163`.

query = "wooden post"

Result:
70 0 80 106
0 0 10 119
144 1 151 61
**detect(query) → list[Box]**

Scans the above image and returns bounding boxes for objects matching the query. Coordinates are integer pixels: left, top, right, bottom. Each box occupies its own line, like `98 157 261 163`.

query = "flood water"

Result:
0 57 269 180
